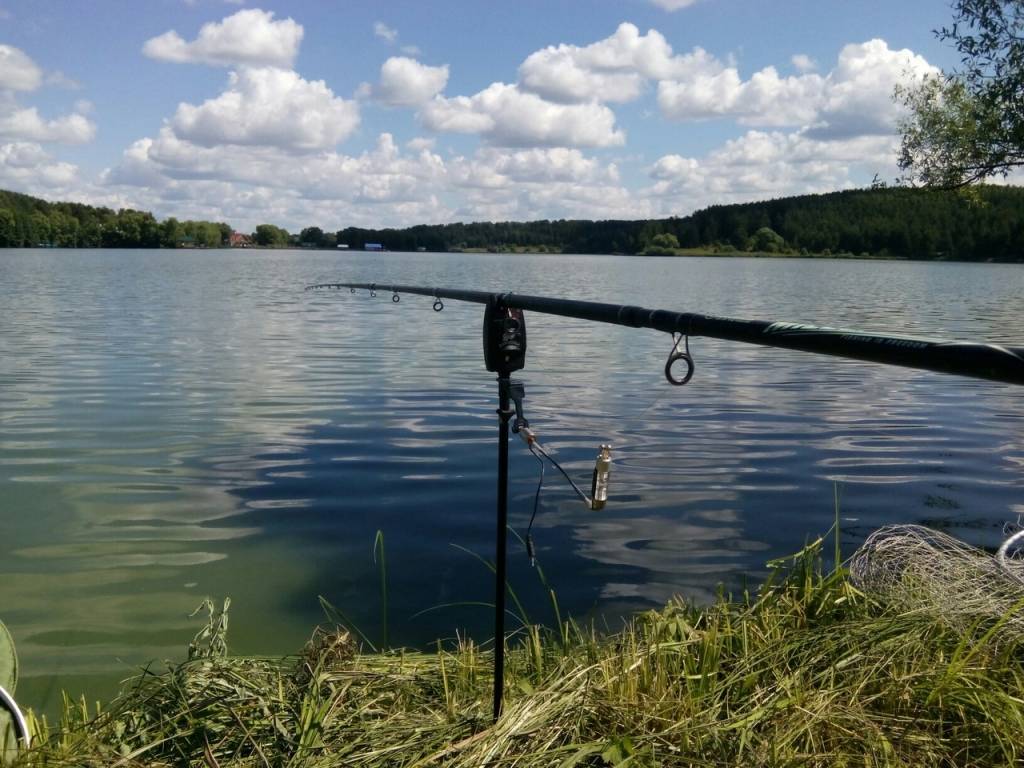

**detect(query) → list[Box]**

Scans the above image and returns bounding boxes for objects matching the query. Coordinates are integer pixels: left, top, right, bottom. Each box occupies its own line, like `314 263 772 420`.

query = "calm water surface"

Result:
1 248 1022 709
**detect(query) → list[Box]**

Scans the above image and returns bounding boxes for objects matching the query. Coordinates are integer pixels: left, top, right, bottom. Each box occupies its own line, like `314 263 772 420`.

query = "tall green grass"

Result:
13 532 1024 767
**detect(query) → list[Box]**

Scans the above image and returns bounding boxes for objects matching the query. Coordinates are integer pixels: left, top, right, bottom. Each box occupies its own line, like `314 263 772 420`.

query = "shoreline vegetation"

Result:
11 532 1024 767
3 185 1024 262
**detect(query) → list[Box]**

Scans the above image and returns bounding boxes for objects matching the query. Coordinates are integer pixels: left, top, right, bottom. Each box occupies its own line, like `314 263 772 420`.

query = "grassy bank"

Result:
13 535 1024 767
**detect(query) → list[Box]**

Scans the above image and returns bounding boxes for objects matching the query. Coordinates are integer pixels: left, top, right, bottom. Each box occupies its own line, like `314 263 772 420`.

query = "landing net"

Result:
850 524 1024 639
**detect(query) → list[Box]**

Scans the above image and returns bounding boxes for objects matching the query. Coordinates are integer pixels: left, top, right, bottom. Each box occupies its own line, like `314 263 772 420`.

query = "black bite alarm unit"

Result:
483 301 527 374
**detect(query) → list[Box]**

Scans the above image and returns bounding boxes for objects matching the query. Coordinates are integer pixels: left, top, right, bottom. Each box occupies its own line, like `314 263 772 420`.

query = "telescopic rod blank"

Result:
307 282 1024 387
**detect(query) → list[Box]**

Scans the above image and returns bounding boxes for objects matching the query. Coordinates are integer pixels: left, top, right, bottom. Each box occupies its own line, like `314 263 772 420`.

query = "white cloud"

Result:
809 39 937 138
442 146 642 222
160 131 443 200
31 20 937 232
0 106 95 143
105 137 170 188
518 23 721 103
647 129 900 213
374 57 449 107
791 53 816 73
658 65 824 125
44 70 80 89
405 136 435 151
374 21 423 58
515 26 935 140
373 21 398 44
169 66 359 151
452 174 650 222
650 153 700 184
143 9 303 68
650 0 700 10
104 129 450 225
0 45 43 91
101 121 646 229
450 147 617 188
421 82 625 147
657 38 936 132
0 142 79 190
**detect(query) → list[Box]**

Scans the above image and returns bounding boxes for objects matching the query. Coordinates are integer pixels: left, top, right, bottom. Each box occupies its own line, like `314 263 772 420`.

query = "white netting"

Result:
849 524 1024 639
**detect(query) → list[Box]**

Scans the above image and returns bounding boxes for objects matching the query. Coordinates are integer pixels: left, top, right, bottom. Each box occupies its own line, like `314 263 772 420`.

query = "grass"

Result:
11 532 1024 767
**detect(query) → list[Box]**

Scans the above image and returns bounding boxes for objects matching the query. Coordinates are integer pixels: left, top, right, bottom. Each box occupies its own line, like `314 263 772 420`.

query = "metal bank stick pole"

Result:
482 298 528 721
305 281 1024 722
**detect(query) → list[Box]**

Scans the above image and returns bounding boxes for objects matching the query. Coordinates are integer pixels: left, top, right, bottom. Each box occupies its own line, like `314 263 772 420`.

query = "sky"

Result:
0 0 968 232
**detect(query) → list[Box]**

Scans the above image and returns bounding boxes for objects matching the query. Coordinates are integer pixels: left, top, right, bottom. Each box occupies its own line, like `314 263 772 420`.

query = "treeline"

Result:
334 186 1024 261
4 185 1024 260
0 189 230 248
674 186 1024 260
335 219 643 255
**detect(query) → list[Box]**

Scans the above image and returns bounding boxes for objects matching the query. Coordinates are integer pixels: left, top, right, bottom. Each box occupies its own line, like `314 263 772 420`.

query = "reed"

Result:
12 533 1024 767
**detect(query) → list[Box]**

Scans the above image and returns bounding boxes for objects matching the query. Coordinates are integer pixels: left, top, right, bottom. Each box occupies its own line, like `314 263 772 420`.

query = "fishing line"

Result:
522 436 612 567
310 280 1024 724
532 441 591 507
525 444 545 566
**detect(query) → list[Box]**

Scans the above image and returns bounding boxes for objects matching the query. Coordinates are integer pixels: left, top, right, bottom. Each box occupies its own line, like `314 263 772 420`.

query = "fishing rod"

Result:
308 280 1024 722
308 282 1024 386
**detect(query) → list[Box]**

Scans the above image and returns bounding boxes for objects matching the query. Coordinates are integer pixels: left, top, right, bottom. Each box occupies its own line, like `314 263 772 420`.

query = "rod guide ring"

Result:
665 333 694 386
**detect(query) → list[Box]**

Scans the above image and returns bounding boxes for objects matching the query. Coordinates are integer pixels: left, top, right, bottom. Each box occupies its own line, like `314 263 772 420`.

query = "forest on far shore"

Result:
3 185 1024 262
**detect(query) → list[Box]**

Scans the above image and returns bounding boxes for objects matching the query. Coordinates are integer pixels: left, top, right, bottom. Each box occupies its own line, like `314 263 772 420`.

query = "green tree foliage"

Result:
899 0 1024 185
750 226 786 253
31 211 51 245
48 211 78 247
0 209 14 246
0 189 228 248
3 185 1024 261
335 187 1024 261
161 217 183 248
102 209 160 247
299 226 326 247
254 223 290 247
180 220 224 248
642 232 681 255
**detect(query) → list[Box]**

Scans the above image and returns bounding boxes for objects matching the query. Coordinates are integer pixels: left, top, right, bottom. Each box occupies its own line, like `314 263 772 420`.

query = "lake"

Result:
1 248 1022 711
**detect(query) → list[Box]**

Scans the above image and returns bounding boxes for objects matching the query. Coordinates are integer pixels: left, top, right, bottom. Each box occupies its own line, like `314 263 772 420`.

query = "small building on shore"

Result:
364 242 384 251
230 232 253 248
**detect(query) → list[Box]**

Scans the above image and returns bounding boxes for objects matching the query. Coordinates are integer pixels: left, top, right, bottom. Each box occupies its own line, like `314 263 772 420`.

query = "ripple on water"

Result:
1 250 1023 712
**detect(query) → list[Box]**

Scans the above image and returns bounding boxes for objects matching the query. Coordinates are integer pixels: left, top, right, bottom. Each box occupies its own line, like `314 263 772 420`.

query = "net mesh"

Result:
849 524 1024 639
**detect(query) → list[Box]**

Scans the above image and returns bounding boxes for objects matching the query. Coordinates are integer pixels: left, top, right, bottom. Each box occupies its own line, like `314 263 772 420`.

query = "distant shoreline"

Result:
6 245 1022 265
5 185 1024 262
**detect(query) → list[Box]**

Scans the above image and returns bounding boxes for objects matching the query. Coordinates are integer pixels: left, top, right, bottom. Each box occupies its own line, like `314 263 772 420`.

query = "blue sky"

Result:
0 1 966 231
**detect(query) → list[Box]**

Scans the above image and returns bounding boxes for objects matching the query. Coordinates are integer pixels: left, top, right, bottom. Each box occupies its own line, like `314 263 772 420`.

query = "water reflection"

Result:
1 250 1023 712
